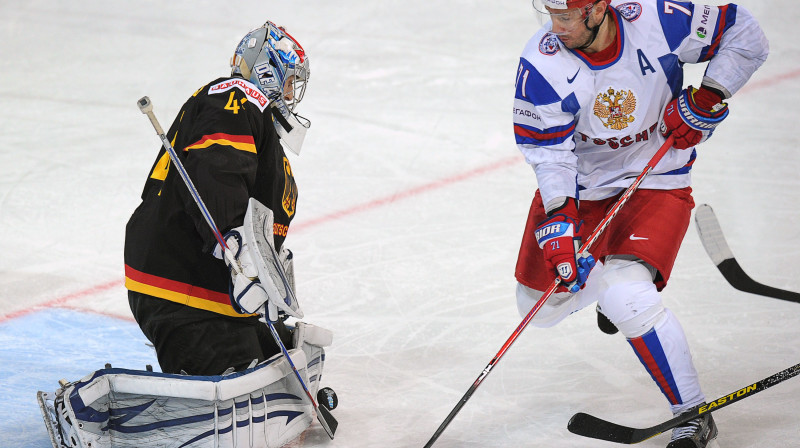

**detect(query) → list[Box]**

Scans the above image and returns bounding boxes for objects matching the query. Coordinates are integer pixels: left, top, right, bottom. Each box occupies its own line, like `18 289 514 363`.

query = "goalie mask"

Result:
231 21 310 154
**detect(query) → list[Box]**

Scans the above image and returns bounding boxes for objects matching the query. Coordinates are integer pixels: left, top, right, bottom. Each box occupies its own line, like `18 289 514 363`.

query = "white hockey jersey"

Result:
513 0 768 210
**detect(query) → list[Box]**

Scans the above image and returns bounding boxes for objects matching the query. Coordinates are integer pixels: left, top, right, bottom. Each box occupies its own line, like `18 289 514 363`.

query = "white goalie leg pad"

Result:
516 260 605 328
37 349 314 448
292 322 333 396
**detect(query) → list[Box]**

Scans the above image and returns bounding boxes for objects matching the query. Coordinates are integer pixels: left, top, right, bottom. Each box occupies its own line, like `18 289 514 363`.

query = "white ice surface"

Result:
1 1 799 447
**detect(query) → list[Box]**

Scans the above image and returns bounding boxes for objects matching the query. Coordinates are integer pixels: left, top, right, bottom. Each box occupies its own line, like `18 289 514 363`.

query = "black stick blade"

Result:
717 258 800 303
317 404 338 438
568 362 800 445
696 203 800 303
568 412 638 444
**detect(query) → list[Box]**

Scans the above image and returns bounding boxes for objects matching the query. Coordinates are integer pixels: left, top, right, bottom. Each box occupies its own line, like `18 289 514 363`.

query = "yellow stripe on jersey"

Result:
184 133 257 154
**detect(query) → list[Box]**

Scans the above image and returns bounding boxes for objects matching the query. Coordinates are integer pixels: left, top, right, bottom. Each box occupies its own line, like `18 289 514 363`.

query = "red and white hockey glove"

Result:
534 199 596 293
660 85 729 150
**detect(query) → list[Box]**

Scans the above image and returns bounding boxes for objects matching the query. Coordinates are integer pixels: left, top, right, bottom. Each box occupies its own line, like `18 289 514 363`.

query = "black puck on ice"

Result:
316 387 338 411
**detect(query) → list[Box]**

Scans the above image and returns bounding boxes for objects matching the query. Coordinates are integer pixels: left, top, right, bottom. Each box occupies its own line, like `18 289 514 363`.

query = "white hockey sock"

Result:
627 311 706 414
596 257 705 413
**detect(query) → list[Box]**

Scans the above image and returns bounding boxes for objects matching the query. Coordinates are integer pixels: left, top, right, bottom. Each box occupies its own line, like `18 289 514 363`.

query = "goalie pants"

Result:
129 290 293 376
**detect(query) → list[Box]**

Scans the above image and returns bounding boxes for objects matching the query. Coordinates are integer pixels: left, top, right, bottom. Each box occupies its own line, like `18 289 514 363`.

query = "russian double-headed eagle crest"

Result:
593 87 637 130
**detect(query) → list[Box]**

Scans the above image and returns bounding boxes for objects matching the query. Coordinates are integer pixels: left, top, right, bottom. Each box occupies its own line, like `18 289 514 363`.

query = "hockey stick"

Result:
695 203 800 303
423 136 675 447
568 361 800 444
137 96 337 439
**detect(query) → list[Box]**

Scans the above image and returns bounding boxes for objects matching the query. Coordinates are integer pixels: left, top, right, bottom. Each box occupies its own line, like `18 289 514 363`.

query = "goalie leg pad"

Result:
36 349 315 448
292 322 333 396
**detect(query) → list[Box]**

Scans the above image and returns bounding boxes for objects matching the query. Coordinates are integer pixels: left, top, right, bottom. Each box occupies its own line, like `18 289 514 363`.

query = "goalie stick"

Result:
137 96 337 439
695 204 800 303
568 361 800 444
423 136 674 447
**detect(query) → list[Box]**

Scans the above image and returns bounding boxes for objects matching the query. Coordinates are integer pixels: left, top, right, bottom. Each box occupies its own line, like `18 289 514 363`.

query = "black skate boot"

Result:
596 305 618 335
666 413 718 448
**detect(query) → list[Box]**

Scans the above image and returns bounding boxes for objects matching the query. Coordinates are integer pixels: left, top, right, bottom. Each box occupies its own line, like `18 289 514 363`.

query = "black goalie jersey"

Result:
125 76 298 317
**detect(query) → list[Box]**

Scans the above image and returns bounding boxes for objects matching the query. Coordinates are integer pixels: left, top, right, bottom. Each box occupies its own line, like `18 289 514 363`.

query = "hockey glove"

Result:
535 200 595 293
214 227 272 314
660 85 729 150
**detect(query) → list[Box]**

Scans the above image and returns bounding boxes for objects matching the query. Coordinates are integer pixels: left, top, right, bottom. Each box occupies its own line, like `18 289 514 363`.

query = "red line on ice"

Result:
739 67 800 94
0 280 121 323
5 66 799 322
290 155 520 232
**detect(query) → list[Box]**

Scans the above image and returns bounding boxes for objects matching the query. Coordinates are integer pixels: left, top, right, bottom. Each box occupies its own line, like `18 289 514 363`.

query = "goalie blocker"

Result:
37 322 333 448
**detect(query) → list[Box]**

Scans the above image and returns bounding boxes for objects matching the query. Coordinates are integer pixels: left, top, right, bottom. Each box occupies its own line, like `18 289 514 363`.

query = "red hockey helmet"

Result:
532 0 603 35
539 0 596 10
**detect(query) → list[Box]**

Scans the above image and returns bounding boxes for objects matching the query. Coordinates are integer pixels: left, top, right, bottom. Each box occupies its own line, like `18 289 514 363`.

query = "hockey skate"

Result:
667 413 718 448
595 305 618 335
37 381 82 448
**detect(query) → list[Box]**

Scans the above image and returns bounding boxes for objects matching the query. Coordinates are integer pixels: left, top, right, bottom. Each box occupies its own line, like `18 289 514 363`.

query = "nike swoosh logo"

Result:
567 69 580 84
629 234 649 241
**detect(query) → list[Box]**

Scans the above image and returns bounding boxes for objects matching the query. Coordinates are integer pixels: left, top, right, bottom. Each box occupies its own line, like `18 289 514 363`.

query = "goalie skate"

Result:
37 390 64 448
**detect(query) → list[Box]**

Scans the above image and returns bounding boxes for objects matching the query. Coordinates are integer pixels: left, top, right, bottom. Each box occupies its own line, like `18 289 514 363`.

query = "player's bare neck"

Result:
583 12 617 53
576 12 619 65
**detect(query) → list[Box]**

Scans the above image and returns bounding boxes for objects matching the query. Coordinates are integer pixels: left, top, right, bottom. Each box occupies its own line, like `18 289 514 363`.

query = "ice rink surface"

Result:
1 1 799 447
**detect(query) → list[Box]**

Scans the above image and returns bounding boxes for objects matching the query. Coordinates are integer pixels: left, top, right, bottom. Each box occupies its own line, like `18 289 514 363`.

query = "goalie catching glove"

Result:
534 198 595 293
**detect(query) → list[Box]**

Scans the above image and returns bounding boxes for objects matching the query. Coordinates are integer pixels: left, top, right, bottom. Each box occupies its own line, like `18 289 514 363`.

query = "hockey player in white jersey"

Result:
513 0 768 446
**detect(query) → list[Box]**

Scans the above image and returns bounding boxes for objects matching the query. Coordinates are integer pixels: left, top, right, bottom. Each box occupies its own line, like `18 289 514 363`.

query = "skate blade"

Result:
36 391 61 448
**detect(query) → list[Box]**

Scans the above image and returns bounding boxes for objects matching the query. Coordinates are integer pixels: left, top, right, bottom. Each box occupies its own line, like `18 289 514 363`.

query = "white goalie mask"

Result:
231 21 310 154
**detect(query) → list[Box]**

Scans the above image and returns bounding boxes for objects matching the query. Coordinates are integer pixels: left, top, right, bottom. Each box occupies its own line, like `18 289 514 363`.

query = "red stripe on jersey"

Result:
514 123 576 140
184 133 257 153
124 264 229 305
704 5 730 60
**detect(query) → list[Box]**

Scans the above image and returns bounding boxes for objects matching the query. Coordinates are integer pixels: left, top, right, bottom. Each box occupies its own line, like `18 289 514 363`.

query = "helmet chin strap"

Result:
574 7 608 50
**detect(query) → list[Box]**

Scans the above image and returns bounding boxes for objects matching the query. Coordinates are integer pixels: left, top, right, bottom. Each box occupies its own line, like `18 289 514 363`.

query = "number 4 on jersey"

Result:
224 90 248 114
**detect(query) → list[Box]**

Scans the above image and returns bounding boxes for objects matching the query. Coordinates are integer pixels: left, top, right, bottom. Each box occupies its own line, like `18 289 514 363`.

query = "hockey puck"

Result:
316 387 338 411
